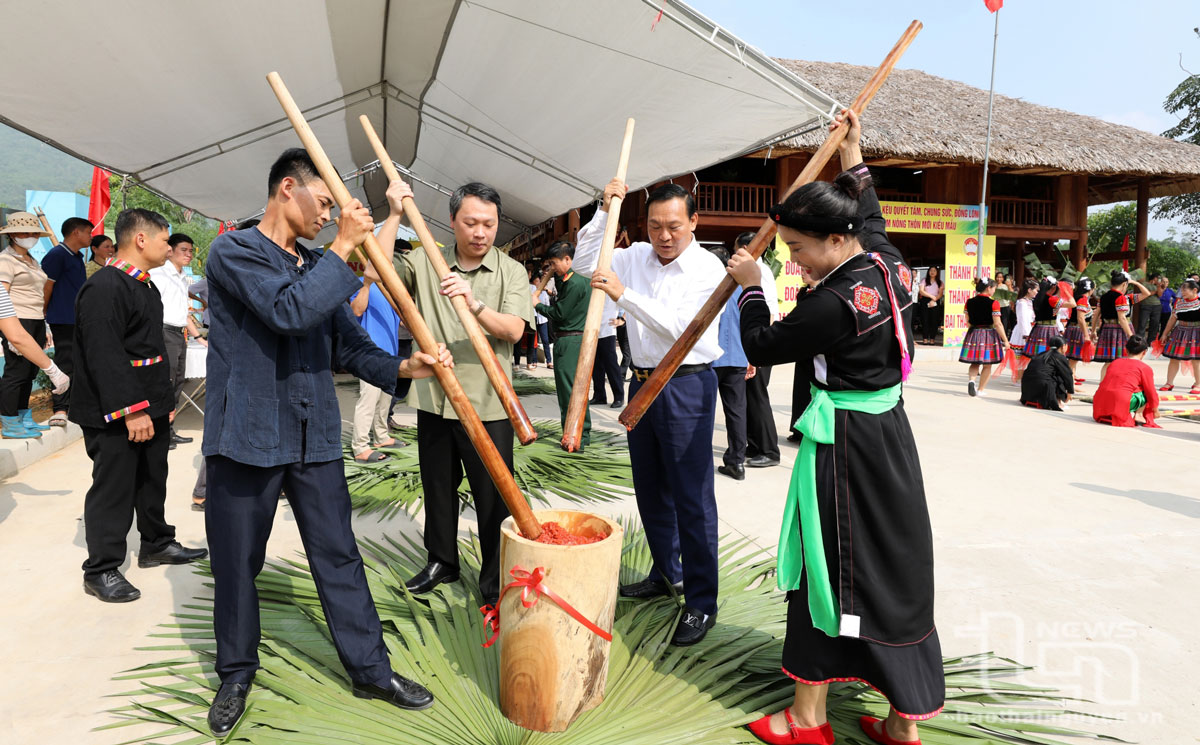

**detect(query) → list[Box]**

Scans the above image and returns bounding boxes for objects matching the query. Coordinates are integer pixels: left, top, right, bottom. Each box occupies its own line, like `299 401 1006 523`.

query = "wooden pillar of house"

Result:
1069 238 1085 272
568 209 580 243
1014 239 1027 288
1134 179 1149 273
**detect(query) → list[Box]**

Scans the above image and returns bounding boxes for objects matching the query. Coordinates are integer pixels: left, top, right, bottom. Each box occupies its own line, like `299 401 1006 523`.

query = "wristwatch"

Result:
471 298 486 316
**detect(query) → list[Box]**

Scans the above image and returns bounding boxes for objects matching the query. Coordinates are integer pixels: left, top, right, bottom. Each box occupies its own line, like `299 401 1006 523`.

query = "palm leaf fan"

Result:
107 522 1122 745
344 420 633 520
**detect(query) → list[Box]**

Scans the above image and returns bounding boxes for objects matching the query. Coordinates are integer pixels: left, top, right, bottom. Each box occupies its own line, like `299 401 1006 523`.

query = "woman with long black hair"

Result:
1157 278 1200 393
959 278 1009 397
917 266 943 344
729 109 941 745
1023 278 1076 362
1061 277 1096 386
1093 270 1152 380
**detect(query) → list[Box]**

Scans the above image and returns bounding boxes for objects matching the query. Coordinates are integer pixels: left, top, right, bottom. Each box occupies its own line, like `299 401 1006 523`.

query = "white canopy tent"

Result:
1 0 842 245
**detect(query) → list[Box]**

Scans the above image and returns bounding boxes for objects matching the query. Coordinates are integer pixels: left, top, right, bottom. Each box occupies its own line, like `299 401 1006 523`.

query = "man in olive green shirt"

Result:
388 181 534 606
532 240 592 446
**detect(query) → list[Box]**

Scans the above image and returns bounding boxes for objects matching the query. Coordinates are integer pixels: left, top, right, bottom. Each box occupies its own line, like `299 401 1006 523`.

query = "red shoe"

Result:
747 709 835 744
1074 378 1086 385
860 715 920 745
1158 384 1174 392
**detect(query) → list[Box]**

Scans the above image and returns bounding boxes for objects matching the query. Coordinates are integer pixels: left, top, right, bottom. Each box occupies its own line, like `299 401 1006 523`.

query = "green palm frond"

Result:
512 370 557 397
107 522 1121 745
343 420 633 520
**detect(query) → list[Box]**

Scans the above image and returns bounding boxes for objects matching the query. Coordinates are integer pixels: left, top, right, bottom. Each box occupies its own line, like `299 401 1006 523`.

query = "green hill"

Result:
0 123 94 209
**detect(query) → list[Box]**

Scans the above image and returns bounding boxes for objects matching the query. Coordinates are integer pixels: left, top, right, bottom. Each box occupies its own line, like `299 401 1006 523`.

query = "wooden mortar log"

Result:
498 509 623 732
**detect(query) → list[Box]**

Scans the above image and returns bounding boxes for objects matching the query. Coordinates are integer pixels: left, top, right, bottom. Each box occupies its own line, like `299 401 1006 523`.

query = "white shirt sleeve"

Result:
571 208 607 277
756 258 779 319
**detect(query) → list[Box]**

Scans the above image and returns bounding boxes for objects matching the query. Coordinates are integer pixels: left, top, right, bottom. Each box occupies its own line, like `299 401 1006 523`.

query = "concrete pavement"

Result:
0 357 1195 743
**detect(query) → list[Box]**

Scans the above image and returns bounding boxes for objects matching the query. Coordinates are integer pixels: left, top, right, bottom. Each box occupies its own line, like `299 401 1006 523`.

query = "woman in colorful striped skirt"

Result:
960 278 1009 397
1093 270 1152 380
1061 277 1096 386
1157 278 1200 393
1023 278 1075 360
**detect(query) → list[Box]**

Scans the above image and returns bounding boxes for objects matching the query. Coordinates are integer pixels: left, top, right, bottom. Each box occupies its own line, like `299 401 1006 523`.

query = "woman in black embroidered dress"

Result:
729 110 942 745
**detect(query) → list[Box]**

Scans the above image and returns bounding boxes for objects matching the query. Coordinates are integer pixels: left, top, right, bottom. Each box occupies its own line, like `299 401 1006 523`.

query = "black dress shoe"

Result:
609 399 624 409
405 561 460 594
353 672 434 711
138 541 208 568
745 455 780 468
671 607 716 646
717 464 746 481
83 570 141 602
589 396 606 406
619 577 684 599
786 431 801 443
208 681 250 737
168 440 177 451
171 431 194 444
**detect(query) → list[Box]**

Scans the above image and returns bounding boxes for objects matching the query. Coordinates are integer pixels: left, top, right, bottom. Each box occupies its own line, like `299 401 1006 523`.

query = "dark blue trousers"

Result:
206 454 391 687
626 369 720 615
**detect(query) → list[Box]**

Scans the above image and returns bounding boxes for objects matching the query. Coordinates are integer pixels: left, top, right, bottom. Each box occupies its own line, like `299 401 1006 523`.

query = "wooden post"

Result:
561 119 636 451
358 115 537 445
1069 238 1084 272
266 72 541 540
618 20 923 431
1135 179 1149 274
34 208 59 245
498 509 622 732
1015 239 1027 288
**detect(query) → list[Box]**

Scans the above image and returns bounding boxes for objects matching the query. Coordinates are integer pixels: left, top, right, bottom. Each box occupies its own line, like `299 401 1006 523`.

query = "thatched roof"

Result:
773 60 1200 204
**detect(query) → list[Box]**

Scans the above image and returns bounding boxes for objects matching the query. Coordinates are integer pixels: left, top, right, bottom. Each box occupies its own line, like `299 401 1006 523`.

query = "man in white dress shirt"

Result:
574 180 726 646
149 233 206 448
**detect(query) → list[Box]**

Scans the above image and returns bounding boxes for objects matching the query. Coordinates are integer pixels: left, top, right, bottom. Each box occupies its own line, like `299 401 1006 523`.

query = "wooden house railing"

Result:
696 182 776 215
989 196 1055 227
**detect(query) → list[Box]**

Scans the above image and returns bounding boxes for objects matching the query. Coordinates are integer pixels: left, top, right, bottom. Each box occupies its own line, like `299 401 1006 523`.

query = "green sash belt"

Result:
779 382 902 637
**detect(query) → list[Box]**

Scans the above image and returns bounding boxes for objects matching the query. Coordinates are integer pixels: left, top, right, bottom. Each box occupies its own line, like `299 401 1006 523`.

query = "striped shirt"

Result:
0 284 16 319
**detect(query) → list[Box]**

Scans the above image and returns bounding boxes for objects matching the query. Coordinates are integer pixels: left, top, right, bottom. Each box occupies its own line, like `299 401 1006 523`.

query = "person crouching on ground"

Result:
1020 335 1074 411
1092 335 1160 428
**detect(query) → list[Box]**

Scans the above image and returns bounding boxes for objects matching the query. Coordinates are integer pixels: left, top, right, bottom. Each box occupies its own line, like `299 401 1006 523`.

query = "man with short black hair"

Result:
71 208 207 604
150 232 206 448
389 179 534 607
203 148 446 735
42 215 93 424
576 180 727 646
533 240 592 443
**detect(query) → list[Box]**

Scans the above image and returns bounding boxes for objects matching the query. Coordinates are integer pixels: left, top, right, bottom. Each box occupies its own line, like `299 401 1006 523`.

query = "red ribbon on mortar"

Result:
481 565 614 648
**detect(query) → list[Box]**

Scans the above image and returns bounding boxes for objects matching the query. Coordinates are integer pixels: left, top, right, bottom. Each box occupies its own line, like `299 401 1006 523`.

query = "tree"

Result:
90 174 219 274
1152 28 1200 239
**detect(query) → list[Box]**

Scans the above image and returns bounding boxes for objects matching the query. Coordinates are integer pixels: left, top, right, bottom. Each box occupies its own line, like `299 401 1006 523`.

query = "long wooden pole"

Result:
617 21 922 431
358 115 537 445
34 208 59 245
266 72 541 540
561 119 635 452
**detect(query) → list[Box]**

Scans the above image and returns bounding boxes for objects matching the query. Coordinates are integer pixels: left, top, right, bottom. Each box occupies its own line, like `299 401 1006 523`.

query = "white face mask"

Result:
12 237 38 250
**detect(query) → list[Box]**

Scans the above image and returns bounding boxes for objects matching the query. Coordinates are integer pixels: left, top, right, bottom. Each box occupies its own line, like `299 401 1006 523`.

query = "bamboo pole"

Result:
618 21 922 431
359 115 537 445
34 208 59 245
266 72 541 540
561 119 635 452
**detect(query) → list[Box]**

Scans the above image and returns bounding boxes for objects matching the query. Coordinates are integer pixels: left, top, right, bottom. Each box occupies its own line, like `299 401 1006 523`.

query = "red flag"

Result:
87 167 112 236
1121 233 1130 271
984 0 1003 11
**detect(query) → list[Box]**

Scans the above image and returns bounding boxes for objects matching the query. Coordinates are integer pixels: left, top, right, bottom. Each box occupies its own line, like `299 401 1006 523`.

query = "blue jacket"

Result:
42 243 87 324
202 227 403 467
714 288 748 368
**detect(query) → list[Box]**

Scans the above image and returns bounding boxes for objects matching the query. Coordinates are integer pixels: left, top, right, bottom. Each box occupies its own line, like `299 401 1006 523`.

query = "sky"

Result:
687 0 1199 238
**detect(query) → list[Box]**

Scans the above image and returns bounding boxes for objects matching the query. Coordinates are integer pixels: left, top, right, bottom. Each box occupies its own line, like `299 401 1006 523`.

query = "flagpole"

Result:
977 7 999 279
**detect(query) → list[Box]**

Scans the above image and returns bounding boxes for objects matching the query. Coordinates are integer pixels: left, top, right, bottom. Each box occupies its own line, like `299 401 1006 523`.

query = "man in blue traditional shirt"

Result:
201 149 451 736
42 216 93 423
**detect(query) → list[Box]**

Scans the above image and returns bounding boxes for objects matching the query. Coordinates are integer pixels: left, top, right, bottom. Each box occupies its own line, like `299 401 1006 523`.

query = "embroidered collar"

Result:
109 259 152 284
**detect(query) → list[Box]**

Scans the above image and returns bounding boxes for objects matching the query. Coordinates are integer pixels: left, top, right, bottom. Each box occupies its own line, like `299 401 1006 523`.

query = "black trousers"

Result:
81 415 175 576
162 325 186 409
919 301 942 342
0 318 45 415
417 410 513 599
1135 305 1161 344
745 364 780 461
48 322 74 412
616 323 631 378
389 339 414 417
206 452 392 687
591 335 623 403
716 366 747 468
